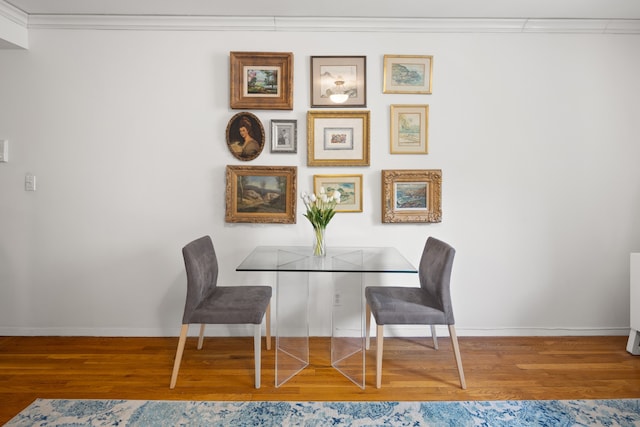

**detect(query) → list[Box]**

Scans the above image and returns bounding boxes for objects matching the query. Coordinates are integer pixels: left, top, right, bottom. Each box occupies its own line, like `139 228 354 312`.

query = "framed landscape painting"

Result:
390 104 429 154
381 169 442 223
225 165 297 223
383 55 433 94
230 51 294 110
313 174 363 212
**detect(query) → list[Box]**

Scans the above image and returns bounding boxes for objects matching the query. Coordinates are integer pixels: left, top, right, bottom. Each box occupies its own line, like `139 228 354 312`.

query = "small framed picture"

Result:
383 55 433 94
310 56 366 108
390 104 429 154
225 165 297 224
270 119 297 153
313 174 363 213
230 51 294 110
381 169 442 223
225 112 265 161
307 110 370 166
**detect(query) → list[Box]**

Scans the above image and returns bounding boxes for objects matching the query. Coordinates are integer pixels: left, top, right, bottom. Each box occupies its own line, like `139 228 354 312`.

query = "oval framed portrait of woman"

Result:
226 112 265 161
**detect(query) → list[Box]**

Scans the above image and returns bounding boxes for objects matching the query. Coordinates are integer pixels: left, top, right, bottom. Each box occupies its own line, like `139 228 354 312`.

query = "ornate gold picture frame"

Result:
230 51 294 110
381 169 442 223
225 165 297 223
307 110 370 166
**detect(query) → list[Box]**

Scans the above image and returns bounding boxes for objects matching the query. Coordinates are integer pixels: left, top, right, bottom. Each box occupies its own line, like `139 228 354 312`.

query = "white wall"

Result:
1 27 639 337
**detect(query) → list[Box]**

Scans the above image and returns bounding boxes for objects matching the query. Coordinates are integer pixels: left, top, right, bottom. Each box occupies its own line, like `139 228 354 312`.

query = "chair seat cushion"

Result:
189 286 272 324
365 286 447 325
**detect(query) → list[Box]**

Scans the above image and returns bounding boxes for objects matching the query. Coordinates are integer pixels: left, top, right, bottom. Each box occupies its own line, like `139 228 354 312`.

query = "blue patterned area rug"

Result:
5 399 640 426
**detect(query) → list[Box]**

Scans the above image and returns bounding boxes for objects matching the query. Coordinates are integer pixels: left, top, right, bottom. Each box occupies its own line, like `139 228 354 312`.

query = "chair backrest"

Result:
419 236 456 323
181 235 218 323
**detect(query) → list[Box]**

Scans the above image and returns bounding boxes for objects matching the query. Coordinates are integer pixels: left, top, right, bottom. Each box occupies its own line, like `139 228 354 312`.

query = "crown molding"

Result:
524 18 640 33
21 15 640 34
0 0 27 26
0 0 27 48
27 15 276 31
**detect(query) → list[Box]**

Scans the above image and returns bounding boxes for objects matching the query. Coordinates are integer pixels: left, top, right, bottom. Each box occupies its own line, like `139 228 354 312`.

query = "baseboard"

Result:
0 325 630 337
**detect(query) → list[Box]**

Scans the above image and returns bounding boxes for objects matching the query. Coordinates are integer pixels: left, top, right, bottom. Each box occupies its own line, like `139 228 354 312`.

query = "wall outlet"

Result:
0 140 7 162
25 173 36 191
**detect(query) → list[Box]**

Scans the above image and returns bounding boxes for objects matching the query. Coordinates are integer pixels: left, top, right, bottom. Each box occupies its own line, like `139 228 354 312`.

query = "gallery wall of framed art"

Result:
224 50 438 225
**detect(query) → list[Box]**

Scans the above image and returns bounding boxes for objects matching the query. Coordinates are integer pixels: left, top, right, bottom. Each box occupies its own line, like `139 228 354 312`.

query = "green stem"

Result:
313 226 326 256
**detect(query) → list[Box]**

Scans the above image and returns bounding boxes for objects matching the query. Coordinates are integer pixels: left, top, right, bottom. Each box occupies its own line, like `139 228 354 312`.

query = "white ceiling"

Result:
5 0 640 20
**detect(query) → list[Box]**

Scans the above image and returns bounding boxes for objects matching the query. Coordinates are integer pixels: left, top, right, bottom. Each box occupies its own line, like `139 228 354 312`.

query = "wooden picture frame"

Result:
225 112 265 161
230 51 294 110
381 169 442 223
310 56 366 107
307 110 370 166
270 119 297 153
390 104 429 154
383 55 433 94
313 174 363 213
225 165 297 224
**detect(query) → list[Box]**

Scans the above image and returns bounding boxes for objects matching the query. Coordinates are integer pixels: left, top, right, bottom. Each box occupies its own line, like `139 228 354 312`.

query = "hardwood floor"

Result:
1 335 639 424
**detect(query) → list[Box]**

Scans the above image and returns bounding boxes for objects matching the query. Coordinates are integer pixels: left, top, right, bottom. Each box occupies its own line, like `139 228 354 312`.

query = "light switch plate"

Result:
0 140 7 162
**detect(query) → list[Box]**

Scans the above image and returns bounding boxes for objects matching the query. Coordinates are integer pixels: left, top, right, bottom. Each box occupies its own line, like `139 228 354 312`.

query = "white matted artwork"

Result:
270 119 297 153
307 110 370 166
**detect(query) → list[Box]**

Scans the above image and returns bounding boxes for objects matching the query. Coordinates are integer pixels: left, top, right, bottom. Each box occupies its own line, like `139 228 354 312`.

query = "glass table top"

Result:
236 246 417 273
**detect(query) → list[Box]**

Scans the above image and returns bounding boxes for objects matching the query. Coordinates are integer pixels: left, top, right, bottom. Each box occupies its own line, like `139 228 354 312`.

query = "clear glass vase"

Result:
313 226 326 256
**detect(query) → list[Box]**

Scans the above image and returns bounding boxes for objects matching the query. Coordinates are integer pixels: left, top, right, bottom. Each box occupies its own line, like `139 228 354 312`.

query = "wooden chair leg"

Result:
431 325 439 350
376 324 384 388
254 323 261 389
365 304 372 350
448 325 467 389
169 324 189 389
265 302 271 351
197 324 206 350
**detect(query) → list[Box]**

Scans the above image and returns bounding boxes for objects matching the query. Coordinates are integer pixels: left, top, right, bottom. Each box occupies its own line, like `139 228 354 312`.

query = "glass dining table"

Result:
236 245 417 389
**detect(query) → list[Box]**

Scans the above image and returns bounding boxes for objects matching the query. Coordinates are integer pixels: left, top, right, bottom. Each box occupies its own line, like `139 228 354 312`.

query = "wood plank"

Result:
1 336 639 424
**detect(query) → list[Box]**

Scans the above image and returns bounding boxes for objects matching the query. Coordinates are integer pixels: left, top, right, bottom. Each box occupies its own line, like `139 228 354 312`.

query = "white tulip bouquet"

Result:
301 187 341 255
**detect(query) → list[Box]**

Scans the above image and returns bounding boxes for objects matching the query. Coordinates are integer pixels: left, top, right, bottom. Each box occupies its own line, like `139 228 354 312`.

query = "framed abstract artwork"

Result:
307 110 370 166
383 55 433 94
313 174 363 212
225 165 297 223
390 104 429 154
310 56 366 107
230 51 294 110
381 169 442 223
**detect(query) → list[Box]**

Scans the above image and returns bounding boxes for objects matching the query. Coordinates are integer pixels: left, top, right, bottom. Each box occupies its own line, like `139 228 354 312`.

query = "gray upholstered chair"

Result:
169 235 272 389
365 236 466 389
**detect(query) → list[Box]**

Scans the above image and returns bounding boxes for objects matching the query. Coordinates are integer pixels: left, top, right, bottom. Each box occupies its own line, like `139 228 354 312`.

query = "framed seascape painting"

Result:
313 174 363 212
310 56 366 107
307 110 370 166
383 55 433 94
270 119 297 153
390 104 429 154
225 112 265 161
229 51 294 110
381 169 442 223
225 165 297 224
